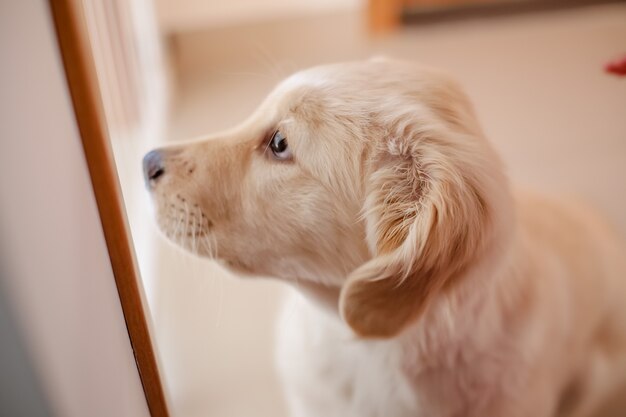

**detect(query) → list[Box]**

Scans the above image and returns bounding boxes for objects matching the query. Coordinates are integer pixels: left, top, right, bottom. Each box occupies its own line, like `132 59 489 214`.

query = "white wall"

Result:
155 0 361 33
0 1 151 417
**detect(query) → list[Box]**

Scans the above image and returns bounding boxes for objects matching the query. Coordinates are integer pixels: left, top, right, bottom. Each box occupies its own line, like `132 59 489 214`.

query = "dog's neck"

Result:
290 279 342 316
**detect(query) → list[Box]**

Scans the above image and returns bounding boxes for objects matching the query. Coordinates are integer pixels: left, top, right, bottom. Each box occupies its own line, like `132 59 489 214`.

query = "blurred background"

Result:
83 0 626 416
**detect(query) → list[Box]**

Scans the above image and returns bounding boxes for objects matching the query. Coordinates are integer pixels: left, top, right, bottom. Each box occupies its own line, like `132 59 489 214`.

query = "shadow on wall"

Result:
0 265 51 417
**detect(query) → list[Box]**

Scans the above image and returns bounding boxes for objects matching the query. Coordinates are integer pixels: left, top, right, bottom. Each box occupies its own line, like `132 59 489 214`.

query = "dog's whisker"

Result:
203 233 214 259
198 233 208 256
212 233 218 259
180 204 191 268
203 233 215 259
190 204 198 254
250 41 286 82
174 210 184 243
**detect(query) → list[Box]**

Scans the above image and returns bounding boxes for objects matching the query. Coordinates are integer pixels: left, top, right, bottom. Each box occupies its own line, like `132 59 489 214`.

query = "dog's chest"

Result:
276 292 420 417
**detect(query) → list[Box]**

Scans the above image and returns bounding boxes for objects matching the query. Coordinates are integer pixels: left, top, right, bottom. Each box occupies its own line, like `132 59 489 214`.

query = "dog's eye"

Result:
269 130 292 160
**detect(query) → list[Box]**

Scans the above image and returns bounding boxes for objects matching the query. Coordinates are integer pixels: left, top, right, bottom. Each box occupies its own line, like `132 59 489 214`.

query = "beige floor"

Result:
153 4 626 417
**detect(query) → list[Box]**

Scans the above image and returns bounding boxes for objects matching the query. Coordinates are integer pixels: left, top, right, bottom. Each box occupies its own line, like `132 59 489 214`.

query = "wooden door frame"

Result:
48 1 169 416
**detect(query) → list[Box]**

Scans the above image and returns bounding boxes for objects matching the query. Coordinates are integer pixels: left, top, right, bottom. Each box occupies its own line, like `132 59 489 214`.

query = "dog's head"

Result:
144 58 512 338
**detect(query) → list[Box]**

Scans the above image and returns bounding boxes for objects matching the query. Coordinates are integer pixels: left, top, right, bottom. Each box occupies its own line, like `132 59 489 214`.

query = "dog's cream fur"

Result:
146 59 626 417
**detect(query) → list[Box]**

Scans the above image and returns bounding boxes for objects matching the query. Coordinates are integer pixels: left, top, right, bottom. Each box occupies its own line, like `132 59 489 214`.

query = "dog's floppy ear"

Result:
339 114 494 338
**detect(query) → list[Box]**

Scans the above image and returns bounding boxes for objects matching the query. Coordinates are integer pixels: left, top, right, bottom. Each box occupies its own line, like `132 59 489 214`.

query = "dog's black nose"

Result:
143 149 165 186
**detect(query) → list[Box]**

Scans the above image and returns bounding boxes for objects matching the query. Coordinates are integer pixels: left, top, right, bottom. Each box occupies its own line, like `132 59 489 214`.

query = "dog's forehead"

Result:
274 67 335 96
265 64 373 113
261 61 417 118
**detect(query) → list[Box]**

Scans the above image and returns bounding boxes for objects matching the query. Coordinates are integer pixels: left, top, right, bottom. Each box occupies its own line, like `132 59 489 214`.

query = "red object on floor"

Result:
605 55 626 76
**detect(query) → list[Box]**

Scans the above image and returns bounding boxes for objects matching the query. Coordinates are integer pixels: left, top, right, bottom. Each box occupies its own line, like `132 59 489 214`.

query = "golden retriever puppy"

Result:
143 58 626 417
